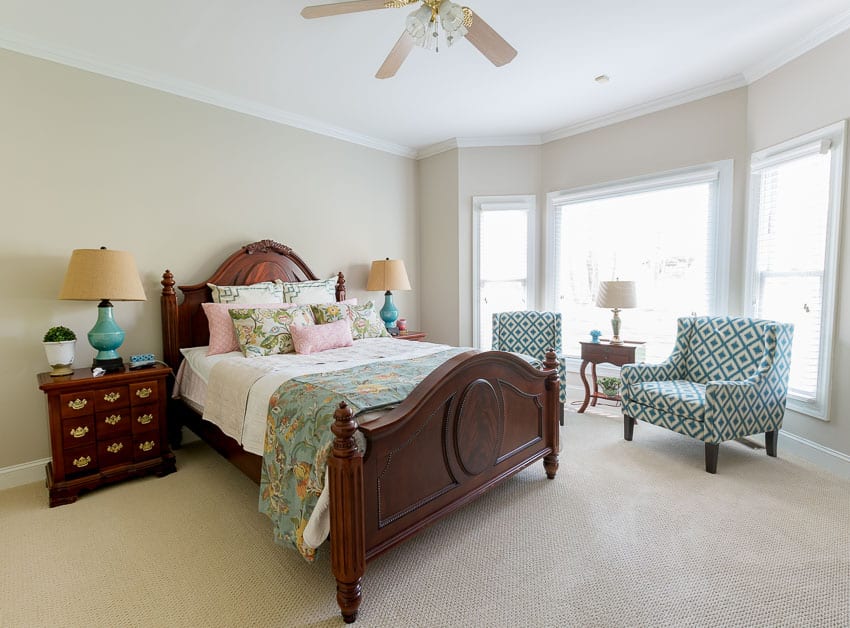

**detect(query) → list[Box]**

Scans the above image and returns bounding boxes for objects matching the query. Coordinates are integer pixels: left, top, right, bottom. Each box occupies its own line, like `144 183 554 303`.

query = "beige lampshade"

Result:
58 248 147 302
595 280 637 309
366 258 411 292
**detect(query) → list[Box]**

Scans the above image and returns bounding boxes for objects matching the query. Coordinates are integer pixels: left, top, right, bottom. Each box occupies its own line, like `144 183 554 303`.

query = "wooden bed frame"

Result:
160 239 560 623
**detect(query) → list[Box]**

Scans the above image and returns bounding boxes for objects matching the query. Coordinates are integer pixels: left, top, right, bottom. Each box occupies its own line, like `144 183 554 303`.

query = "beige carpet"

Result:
2 410 849 628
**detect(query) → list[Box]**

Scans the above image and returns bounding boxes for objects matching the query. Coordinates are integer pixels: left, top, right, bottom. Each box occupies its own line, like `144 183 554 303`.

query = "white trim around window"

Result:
745 121 846 421
472 195 537 349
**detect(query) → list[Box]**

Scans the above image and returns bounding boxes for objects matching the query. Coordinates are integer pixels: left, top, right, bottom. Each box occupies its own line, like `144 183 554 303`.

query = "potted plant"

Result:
598 376 620 398
43 325 77 376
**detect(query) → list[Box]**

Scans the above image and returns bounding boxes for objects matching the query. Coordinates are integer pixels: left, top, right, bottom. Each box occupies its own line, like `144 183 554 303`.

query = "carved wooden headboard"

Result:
160 239 346 369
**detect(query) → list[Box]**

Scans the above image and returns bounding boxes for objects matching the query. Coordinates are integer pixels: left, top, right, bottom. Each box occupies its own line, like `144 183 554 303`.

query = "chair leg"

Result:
624 415 635 441
705 442 719 474
765 430 778 457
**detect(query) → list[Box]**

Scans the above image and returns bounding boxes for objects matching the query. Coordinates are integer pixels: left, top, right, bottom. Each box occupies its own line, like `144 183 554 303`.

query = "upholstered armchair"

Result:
620 316 794 473
492 311 567 425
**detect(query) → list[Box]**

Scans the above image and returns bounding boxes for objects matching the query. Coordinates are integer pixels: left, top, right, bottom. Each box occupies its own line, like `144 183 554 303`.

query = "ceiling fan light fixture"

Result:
405 5 432 46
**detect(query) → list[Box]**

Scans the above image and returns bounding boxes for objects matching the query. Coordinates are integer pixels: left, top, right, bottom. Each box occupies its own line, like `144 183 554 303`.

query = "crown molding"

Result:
744 8 850 83
541 74 748 144
417 135 542 159
0 28 418 159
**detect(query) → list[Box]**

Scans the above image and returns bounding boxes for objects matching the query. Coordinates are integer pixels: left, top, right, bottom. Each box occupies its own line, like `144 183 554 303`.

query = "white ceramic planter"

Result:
44 340 76 376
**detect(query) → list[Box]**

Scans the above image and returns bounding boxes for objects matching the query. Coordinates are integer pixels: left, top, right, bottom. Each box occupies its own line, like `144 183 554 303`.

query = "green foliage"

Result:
43 326 77 342
599 376 620 396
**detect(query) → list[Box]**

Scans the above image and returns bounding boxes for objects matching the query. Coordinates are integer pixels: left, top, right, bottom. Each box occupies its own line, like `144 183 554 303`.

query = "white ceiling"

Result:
2 0 850 156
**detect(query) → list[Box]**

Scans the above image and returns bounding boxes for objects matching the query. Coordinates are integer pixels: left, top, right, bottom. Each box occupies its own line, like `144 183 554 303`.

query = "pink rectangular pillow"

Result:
290 319 353 355
202 302 296 356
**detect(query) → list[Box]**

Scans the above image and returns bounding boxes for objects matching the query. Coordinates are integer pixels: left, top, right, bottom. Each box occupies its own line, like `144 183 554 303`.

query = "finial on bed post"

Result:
329 402 365 623
336 272 346 302
161 270 180 372
543 349 560 480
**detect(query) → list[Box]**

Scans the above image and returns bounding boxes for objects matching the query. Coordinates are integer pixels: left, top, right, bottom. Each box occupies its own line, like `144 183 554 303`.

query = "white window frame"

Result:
472 195 537 349
545 160 734 371
744 121 846 421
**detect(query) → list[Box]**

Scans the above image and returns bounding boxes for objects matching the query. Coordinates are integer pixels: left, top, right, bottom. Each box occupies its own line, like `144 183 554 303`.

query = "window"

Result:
547 163 732 363
746 122 845 420
473 195 536 349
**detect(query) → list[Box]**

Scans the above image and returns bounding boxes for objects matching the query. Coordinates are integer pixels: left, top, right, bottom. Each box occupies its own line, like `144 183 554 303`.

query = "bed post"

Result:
335 272 346 302
161 270 179 370
329 402 365 623
543 349 560 480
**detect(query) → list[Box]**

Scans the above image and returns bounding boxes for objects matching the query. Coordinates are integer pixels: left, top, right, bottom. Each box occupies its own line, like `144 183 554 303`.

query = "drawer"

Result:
95 409 131 439
130 380 159 405
63 444 98 477
61 416 96 449
59 391 95 419
94 385 130 412
133 434 161 462
130 404 160 436
97 435 133 469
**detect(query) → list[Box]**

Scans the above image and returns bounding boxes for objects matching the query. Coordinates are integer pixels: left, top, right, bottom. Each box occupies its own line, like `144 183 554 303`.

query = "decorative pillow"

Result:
228 306 314 357
202 302 294 356
312 301 390 340
290 320 354 355
208 281 284 305
349 301 391 340
277 278 337 305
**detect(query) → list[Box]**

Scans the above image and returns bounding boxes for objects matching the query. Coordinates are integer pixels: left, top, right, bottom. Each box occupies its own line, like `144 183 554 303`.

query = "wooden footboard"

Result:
329 349 560 623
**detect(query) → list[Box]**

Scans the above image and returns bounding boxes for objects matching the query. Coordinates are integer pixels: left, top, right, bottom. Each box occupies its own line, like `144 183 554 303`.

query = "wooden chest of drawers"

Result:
38 364 176 507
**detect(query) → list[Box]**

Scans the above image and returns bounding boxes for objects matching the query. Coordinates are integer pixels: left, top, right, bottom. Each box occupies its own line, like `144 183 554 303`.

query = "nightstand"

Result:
578 341 646 413
394 331 427 341
38 364 176 507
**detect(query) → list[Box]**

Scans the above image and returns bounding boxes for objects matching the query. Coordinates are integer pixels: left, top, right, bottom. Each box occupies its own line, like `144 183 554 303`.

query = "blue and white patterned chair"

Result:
621 316 794 473
492 311 567 425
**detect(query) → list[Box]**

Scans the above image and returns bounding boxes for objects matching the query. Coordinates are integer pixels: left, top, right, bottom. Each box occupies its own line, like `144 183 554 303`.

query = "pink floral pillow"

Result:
290 320 353 355
202 302 295 356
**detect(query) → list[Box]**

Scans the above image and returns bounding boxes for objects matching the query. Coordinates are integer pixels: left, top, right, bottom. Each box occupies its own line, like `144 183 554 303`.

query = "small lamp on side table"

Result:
366 258 411 334
58 247 147 371
595 280 637 345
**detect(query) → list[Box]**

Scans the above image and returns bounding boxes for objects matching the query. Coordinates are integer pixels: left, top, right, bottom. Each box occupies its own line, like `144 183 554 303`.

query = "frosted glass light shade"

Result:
595 281 637 309
366 259 411 292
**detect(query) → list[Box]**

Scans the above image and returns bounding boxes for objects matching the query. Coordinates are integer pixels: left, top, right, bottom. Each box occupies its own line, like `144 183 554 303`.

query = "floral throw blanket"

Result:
259 347 468 561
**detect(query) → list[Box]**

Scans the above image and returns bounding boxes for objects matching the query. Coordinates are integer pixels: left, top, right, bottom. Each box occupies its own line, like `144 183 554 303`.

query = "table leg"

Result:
590 363 599 407
578 359 591 413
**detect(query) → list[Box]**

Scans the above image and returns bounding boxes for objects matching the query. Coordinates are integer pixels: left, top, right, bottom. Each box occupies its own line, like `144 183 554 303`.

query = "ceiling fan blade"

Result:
301 0 390 19
464 10 517 67
375 31 415 79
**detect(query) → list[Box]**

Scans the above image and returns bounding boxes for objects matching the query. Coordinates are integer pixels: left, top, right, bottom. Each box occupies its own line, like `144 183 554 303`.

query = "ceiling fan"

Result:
301 0 517 79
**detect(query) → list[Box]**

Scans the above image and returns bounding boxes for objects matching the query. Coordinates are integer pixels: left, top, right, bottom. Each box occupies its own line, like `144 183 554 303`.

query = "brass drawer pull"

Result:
104 414 122 426
72 456 91 468
106 442 124 454
138 441 155 452
69 426 89 439
68 398 88 411
137 414 153 425
136 387 153 399
103 391 121 403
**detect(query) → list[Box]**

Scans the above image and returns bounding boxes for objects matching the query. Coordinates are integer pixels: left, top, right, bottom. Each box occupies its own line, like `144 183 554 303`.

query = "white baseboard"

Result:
780 430 850 480
0 457 50 491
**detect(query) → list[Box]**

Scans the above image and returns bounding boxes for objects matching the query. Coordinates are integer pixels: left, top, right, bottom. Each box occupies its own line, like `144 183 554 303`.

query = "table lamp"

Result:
366 258 411 334
595 280 637 345
58 247 147 371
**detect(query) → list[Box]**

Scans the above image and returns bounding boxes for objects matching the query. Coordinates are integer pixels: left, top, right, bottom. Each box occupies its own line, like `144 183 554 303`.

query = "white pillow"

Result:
277 278 337 305
208 281 284 304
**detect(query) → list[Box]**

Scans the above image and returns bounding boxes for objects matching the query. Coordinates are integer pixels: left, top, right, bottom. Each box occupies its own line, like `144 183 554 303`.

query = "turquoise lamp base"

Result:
379 291 399 334
88 300 126 371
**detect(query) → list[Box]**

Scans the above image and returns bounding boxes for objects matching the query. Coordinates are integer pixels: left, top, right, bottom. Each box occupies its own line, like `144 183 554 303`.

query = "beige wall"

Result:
0 49 418 469
418 149 460 345
747 29 850 458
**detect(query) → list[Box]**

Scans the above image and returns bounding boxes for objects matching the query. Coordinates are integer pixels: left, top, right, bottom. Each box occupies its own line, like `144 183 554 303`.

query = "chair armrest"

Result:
621 352 685 385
